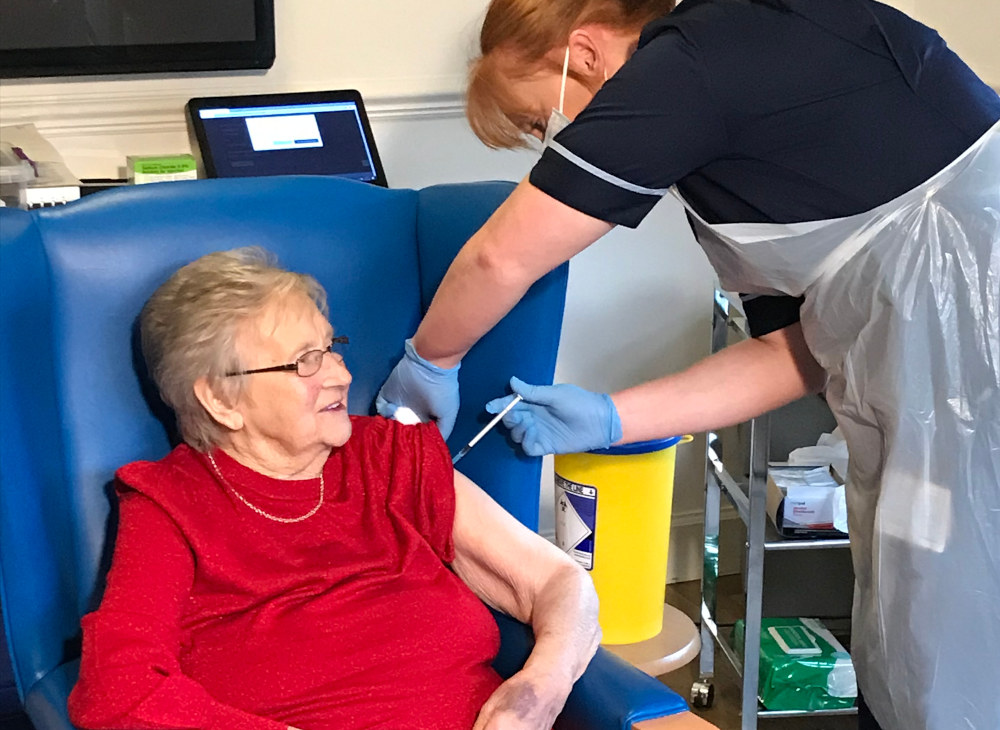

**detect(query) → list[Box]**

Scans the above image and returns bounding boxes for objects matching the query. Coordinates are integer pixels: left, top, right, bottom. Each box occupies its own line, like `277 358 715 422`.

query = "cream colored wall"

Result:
882 0 1000 87
0 1 486 98
0 1 493 178
1 0 997 581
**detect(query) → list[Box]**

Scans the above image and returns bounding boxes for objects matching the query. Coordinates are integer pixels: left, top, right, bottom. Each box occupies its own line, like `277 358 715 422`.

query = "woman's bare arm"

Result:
450 471 601 728
612 322 827 443
413 178 613 368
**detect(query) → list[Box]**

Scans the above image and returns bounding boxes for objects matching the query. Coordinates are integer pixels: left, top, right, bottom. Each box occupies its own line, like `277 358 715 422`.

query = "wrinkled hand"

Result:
375 338 461 439
485 377 623 456
473 669 569 730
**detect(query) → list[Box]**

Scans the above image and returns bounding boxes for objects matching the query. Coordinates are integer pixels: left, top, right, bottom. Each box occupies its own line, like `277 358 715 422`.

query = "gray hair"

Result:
140 247 328 452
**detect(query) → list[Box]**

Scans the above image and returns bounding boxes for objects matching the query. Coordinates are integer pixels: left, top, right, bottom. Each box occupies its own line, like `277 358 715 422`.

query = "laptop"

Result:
186 90 387 186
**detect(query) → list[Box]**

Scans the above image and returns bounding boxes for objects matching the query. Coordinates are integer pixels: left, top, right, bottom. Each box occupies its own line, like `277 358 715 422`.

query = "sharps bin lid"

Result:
588 435 683 456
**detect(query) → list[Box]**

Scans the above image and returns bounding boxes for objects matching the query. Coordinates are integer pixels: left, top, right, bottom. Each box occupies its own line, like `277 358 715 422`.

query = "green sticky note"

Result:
130 155 197 175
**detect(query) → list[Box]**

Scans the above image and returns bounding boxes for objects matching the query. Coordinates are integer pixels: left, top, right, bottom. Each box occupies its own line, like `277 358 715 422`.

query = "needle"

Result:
452 395 524 465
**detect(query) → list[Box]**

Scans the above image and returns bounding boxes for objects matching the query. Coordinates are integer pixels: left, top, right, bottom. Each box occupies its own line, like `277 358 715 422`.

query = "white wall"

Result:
2 0 997 581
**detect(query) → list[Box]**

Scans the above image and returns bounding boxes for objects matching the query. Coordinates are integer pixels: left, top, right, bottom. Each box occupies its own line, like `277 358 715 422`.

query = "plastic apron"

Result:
671 120 1000 730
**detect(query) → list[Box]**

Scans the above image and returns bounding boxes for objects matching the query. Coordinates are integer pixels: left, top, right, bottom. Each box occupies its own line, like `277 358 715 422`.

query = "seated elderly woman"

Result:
68 247 601 730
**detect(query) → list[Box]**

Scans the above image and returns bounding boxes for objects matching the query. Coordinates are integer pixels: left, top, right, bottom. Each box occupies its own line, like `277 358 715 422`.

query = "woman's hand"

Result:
485 376 623 455
376 338 461 439
473 667 570 730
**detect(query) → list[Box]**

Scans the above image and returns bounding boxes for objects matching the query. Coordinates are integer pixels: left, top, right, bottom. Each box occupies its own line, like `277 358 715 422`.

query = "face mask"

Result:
542 46 572 148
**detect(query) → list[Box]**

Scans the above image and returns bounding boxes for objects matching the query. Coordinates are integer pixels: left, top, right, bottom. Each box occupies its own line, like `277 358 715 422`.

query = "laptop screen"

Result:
187 90 387 186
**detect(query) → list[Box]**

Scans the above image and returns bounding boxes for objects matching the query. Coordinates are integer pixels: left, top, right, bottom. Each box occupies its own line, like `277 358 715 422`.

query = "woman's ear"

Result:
194 376 244 432
568 26 606 80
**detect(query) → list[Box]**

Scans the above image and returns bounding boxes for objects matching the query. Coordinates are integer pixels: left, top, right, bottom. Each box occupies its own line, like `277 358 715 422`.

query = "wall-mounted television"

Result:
0 0 275 78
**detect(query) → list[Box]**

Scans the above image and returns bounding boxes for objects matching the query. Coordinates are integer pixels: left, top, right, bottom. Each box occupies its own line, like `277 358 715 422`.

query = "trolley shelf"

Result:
758 707 859 718
762 523 851 552
709 445 851 552
696 598 858 720
693 289 857 727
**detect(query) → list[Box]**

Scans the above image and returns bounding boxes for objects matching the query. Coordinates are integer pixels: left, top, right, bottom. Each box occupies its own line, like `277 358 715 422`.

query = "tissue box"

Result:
732 618 857 711
766 465 847 538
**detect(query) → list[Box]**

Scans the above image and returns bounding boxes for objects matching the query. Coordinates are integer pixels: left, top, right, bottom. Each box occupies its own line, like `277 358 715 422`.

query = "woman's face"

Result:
506 59 599 141
499 28 636 142
228 293 352 473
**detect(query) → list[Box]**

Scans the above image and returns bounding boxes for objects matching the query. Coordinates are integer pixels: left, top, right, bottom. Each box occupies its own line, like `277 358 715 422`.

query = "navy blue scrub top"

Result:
530 0 1000 336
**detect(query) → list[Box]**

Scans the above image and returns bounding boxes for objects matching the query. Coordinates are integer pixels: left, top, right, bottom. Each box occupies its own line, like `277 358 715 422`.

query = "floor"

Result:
659 576 858 730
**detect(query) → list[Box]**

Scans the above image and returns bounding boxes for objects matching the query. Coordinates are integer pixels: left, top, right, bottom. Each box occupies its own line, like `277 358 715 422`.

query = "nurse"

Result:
377 1 1000 729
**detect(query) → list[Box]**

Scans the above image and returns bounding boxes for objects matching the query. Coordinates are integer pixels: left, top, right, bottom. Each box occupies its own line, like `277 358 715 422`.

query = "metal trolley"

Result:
691 290 857 728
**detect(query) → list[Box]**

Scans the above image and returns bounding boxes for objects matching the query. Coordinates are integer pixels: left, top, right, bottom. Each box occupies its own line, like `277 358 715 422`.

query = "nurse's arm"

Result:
450 470 601 726
413 178 613 368
612 322 827 443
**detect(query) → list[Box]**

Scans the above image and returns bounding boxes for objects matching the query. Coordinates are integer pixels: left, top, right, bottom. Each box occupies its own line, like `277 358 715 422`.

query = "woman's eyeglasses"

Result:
226 336 349 378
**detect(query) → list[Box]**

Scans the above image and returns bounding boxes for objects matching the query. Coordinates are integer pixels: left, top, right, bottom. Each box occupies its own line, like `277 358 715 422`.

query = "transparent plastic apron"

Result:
671 120 1000 730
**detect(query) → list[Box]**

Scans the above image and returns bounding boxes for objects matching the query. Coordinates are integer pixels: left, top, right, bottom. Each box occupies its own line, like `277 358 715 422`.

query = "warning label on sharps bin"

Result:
554 474 597 570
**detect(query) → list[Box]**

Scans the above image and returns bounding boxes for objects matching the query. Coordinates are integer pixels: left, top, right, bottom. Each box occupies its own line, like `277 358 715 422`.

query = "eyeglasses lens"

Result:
296 349 326 378
296 338 348 378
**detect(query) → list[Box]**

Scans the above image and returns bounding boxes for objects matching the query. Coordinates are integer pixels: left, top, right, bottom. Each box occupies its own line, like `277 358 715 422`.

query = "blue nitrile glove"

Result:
376 339 461 439
485 376 623 456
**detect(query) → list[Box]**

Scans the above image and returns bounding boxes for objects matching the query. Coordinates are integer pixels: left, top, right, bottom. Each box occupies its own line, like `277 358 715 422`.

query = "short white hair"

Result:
140 247 328 452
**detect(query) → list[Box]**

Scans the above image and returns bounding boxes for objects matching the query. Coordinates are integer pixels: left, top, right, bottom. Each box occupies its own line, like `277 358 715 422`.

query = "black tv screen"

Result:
0 0 274 78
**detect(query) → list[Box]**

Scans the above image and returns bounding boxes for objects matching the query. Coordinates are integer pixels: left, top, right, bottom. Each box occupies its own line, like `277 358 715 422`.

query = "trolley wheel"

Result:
690 679 715 709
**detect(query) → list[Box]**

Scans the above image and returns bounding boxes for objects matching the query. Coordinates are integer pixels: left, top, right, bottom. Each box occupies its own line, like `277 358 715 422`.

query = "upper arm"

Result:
449 470 580 623
414 180 612 365
475 178 614 286
97 488 195 623
758 321 827 395
76 487 196 676
69 489 197 722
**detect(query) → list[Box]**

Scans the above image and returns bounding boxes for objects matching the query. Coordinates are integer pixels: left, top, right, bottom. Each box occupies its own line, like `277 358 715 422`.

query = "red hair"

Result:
467 0 675 149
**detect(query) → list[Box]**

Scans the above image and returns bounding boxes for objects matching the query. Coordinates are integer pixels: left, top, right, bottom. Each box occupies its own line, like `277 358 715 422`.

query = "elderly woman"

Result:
67 247 601 730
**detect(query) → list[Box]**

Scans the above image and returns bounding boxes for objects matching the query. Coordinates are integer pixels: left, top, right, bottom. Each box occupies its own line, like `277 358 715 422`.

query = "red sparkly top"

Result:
68 417 502 729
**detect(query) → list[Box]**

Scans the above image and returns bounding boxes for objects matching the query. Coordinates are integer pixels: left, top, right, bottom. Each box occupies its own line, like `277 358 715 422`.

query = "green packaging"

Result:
732 617 857 711
127 154 198 184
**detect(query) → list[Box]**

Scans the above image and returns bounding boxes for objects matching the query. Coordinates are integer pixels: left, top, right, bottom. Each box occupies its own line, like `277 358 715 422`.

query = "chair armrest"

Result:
24 659 79 730
491 609 690 730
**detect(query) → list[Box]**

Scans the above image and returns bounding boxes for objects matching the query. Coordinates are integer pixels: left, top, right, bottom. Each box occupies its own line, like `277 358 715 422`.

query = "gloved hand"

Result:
376 339 461 439
485 376 623 456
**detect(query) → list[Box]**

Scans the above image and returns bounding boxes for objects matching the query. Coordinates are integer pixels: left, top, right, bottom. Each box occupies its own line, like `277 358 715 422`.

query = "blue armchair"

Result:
0 176 700 729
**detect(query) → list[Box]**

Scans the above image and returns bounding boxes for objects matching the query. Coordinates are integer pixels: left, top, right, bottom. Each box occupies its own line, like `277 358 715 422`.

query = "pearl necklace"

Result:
207 453 324 524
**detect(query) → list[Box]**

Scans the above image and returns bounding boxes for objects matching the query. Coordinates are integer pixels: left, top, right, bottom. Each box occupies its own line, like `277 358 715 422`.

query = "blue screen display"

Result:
197 102 379 182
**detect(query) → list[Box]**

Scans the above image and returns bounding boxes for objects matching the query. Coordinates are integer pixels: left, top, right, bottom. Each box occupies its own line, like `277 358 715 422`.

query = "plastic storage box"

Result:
0 143 34 209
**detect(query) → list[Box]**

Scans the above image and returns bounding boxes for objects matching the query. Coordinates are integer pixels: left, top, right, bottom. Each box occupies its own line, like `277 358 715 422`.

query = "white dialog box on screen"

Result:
245 114 324 151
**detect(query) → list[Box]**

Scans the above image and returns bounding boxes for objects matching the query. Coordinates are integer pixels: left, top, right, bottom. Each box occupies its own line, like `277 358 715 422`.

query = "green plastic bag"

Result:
732 617 857 711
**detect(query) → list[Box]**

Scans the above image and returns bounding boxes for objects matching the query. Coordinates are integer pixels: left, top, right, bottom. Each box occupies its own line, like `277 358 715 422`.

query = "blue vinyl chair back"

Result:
0 176 567 713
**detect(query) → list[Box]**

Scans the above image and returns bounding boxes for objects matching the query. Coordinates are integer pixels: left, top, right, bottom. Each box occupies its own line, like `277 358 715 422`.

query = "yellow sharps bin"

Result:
554 435 690 645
